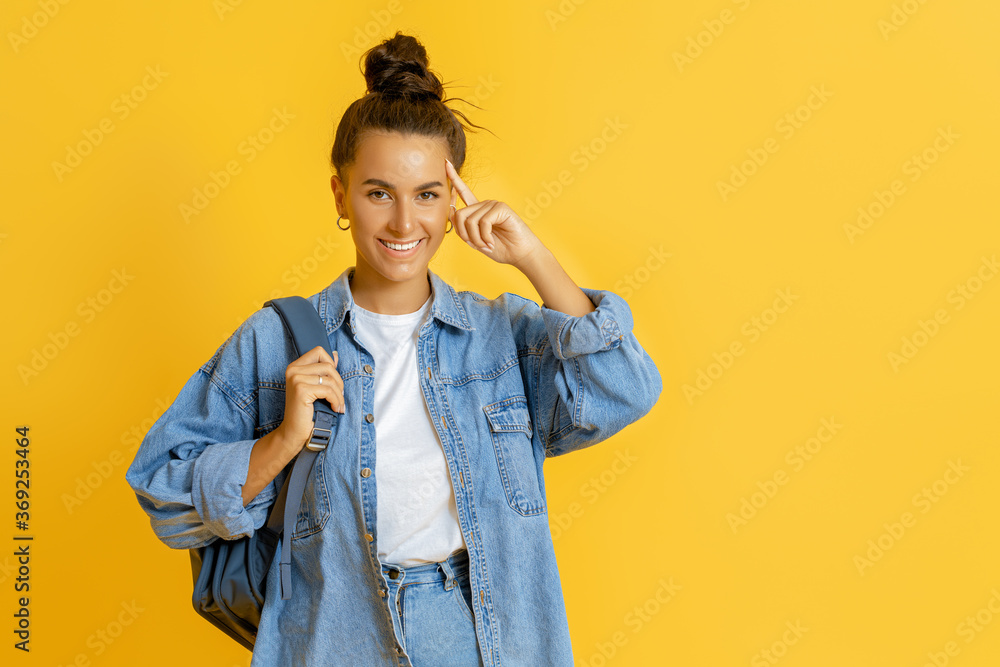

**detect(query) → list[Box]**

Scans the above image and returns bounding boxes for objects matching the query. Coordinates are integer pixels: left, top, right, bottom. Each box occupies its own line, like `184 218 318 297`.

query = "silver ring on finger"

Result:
318 375 323 385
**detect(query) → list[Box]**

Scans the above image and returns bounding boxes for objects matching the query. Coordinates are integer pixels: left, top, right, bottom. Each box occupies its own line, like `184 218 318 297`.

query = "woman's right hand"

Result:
275 345 346 451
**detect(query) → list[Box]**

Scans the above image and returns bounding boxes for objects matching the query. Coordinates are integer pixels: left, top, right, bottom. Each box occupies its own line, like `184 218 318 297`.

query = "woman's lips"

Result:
378 238 423 256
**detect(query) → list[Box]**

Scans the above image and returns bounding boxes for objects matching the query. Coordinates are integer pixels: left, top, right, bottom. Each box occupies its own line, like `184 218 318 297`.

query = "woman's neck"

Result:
349 266 432 315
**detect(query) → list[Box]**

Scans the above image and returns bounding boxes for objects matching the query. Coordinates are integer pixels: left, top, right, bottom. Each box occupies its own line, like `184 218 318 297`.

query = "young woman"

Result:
126 32 662 666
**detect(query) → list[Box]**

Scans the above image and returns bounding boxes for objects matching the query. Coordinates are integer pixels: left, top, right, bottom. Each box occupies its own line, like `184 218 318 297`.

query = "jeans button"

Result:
388 568 400 580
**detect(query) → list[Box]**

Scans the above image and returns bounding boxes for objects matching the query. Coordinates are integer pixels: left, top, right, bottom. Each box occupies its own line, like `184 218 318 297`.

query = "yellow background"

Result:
3 0 999 665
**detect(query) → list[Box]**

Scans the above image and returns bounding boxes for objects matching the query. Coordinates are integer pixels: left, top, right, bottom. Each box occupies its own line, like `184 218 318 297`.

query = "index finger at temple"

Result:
446 158 479 205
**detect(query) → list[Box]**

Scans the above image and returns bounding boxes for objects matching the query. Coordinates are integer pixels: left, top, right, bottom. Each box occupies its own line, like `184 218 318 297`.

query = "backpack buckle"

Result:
306 409 335 451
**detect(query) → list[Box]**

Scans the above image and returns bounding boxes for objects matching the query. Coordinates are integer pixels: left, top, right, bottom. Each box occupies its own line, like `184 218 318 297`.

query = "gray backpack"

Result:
189 296 337 650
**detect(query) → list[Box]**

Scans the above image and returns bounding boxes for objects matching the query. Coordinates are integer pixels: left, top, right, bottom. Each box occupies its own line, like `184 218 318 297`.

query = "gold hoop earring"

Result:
445 219 453 233
446 204 457 233
337 214 350 231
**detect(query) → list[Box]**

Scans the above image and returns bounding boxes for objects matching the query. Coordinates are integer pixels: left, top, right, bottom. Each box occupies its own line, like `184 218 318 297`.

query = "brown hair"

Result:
331 31 488 187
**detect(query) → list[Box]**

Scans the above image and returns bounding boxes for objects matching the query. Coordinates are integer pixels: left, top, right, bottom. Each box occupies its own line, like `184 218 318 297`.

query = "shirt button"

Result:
363 363 373 373
395 647 404 655
360 467 372 478
365 413 374 423
379 589 385 597
388 568 400 580
364 533 373 542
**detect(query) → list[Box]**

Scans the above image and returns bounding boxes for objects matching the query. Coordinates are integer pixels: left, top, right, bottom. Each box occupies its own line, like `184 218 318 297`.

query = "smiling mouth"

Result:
379 239 422 251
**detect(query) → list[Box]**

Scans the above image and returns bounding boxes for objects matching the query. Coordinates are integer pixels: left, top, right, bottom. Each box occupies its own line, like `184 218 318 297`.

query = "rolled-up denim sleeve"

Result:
509 287 662 457
125 342 279 550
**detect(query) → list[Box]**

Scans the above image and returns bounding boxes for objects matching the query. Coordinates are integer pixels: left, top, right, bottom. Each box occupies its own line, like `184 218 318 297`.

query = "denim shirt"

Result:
126 266 662 666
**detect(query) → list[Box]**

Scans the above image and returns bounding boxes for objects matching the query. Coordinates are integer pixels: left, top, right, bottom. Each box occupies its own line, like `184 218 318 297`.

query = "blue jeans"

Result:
381 549 484 666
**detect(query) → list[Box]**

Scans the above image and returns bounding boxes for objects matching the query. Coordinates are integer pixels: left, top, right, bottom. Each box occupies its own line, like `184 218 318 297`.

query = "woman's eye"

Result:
418 192 439 201
369 190 389 200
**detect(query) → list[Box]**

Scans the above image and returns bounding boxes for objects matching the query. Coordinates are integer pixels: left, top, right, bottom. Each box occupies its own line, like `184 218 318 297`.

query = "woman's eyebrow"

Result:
361 178 445 190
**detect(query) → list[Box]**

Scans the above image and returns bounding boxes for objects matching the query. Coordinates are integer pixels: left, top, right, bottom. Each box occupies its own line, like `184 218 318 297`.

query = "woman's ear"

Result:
331 174 347 216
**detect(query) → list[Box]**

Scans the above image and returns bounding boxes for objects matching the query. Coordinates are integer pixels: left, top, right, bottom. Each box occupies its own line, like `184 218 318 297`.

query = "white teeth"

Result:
381 239 420 251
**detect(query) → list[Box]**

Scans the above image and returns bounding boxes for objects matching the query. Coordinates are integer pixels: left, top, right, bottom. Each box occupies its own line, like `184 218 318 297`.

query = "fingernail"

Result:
480 246 492 253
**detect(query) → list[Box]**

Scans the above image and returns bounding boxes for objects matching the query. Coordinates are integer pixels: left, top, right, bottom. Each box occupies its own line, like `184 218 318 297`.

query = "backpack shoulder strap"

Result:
264 296 332 368
261 295 338 599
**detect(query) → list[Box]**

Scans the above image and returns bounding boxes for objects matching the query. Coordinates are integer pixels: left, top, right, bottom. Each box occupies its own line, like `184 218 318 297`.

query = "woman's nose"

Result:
388 204 416 234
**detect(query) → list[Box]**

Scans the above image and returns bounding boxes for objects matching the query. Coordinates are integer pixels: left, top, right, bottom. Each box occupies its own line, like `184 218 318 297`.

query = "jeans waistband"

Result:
381 548 469 589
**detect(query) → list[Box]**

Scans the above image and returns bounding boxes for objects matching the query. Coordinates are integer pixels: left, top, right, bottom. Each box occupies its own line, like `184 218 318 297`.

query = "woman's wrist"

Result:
242 426 300 506
515 245 596 317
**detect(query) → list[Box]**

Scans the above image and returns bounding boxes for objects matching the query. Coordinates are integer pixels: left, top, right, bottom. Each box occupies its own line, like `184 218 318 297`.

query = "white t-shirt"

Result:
351 293 466 567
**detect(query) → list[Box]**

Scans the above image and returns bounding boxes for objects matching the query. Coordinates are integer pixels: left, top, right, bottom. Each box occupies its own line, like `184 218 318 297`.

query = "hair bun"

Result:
364 31 444 101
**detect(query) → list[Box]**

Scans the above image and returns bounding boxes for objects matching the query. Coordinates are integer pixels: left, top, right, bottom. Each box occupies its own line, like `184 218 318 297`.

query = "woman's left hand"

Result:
445 158 544 267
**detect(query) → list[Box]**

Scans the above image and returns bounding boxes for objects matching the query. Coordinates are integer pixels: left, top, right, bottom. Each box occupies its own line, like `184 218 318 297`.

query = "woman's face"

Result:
331 131 457 296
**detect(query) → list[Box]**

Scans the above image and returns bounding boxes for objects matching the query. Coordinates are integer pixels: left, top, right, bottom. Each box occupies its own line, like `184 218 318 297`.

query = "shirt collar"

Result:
319 266 475 334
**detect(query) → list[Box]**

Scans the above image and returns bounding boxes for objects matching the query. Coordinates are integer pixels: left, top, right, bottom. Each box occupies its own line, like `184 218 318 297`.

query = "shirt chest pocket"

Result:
289 451 331 541
259 440 334 542
484 397 546 517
